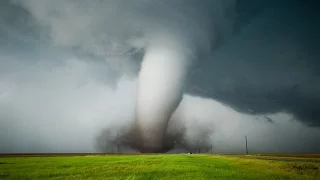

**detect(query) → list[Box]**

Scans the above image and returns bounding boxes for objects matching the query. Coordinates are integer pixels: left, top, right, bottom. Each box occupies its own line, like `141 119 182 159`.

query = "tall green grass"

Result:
0 154 319 179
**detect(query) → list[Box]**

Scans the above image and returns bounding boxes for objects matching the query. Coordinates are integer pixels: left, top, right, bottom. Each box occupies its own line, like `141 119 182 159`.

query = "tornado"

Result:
134 34 193 152
130 0 236 152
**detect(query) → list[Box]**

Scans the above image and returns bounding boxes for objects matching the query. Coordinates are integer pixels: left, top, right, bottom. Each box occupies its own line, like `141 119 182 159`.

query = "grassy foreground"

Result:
0 154 319 180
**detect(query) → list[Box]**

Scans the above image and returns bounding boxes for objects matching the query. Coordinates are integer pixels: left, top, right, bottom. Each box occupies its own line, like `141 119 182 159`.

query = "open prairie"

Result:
0 154 319 179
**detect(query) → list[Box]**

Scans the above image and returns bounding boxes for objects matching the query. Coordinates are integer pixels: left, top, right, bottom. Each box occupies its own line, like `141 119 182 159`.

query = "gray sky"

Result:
0 0 319 153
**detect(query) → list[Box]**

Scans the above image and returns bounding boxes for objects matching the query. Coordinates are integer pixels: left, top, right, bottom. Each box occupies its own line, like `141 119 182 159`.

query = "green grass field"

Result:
1 154 319 180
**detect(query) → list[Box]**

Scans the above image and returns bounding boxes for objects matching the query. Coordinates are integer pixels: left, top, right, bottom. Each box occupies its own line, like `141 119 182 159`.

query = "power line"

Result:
245 136 248 155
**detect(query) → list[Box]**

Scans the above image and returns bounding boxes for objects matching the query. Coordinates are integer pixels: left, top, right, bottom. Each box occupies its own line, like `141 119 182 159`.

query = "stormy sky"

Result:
0 0 320 153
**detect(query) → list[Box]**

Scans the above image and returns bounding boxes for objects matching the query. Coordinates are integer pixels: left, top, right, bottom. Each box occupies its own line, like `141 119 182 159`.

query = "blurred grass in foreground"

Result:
0 154 319 179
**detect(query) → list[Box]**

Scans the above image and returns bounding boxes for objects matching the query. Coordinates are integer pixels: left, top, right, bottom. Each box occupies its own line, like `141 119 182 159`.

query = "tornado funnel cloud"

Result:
135 35 191 152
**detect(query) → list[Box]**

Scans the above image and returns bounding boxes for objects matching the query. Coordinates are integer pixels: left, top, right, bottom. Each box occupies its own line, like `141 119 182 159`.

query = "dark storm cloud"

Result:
0 0 320 153
186 1 320 126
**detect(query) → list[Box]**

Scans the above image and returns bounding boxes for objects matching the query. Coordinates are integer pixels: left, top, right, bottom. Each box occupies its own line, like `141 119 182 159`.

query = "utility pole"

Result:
245 136 248 155
210 145 213 154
